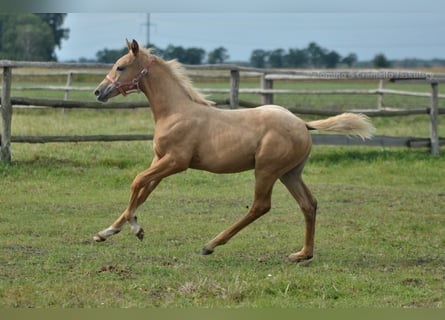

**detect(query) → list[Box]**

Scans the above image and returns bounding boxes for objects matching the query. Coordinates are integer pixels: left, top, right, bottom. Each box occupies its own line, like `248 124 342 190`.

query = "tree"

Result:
184 47 206 64
163 45 185 61
0 14 55 61
163 45 206 64
324 50 341 68
250 49 268 68
35 13 69 51
208 47 229 64
306 42 327 67
96 47 128 63
342 53 358 67
0 14 68 61
284 48 308 67
373 53 391 68
268 49 285 68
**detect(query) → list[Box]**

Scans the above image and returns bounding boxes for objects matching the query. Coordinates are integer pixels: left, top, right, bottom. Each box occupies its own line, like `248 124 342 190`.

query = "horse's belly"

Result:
189 147 256 173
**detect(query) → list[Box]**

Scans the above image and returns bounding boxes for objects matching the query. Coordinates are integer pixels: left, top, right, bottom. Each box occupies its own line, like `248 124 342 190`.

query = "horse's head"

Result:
94 39 152 102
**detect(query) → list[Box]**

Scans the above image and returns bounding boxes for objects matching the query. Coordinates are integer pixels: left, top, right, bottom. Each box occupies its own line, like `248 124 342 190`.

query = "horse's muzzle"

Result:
94 83 114 102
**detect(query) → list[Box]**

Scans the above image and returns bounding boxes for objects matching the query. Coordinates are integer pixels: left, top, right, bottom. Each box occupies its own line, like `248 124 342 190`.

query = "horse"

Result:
93 39 374 263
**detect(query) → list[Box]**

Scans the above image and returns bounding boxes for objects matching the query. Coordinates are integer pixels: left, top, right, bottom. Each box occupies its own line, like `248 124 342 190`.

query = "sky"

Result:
53 2 445 62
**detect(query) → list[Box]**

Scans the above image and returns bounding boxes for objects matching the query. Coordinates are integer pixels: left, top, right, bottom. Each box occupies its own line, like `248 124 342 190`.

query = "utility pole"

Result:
146 13 150 46
142 13 156 47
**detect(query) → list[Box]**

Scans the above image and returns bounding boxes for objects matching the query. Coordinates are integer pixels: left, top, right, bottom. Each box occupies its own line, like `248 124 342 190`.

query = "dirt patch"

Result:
96 264 132 278
401 278 423 287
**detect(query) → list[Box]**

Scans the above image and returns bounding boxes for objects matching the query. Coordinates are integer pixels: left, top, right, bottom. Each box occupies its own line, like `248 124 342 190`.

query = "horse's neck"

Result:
140 65 190 122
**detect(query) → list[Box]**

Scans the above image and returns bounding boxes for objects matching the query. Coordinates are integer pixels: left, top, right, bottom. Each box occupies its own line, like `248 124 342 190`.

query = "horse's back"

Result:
206 104 310 144
252 105 309 137
213 104 305 126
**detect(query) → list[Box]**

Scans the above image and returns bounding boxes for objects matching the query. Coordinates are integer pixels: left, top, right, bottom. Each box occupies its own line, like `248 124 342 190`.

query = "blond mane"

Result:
143 49 215 106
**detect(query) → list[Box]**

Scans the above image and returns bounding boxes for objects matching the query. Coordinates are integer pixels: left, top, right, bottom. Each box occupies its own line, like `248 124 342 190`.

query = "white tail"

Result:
306 113 375 140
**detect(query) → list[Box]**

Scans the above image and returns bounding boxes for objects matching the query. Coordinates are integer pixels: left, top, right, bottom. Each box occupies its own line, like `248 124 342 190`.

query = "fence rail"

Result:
1 60 444 163
6 134 445 150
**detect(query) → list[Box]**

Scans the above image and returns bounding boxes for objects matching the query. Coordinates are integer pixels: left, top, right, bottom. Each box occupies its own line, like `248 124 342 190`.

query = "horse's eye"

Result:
116 65 125 72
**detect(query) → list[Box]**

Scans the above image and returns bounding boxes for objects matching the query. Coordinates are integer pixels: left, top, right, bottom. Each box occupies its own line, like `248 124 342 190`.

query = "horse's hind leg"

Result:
202 171 276 255
280 164 317 262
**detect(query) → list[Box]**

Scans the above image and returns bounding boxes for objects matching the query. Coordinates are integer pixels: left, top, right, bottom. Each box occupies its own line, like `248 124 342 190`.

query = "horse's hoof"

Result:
201 247 214 255
287 254 313 264
93 234 106 242
136 228 144 241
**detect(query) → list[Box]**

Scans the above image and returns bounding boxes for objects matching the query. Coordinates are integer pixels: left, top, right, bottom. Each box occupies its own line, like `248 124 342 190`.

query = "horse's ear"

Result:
126 38 132 51
130 39 139 56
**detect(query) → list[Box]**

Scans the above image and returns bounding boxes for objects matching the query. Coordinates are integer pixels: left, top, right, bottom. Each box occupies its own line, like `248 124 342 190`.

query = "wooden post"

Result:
377 79 384 109
62 71 73 115
64 71 73 101
430 82 439 155
261 74 273 105
1 67 13 163
230 70 240 109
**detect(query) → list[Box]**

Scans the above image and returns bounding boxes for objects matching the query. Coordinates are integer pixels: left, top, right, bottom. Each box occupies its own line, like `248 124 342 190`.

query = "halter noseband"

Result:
106 59 153 96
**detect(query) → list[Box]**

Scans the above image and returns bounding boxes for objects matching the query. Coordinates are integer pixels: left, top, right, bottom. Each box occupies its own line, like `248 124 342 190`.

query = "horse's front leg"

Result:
93 154 185 242
93 180 160 242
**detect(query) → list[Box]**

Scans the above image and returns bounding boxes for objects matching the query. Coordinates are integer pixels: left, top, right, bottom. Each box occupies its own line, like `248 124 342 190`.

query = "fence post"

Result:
1 66 12 163
64 71 73 101
261 74 273 105
230 69 240 109
430 82 439 155
62 71 73 115
377 79 384 109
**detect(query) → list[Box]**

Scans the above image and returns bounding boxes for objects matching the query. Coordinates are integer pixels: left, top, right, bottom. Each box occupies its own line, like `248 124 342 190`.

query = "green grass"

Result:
0 138 444 307
0 74 444 308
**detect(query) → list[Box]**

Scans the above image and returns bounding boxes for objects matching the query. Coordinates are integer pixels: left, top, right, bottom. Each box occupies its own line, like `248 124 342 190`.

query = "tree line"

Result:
95 42 394 68
94 44 230 65
94 42 356 68
249 42 358 68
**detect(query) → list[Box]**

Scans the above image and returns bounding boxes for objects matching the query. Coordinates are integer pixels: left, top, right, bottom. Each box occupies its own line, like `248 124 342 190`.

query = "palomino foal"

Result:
94 40 374 262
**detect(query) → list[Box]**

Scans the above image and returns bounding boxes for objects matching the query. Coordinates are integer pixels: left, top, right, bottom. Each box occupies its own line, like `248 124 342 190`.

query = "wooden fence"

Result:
1 60 445 163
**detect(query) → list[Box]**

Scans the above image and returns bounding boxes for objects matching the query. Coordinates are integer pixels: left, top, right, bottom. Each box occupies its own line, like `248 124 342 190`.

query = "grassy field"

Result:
0 73 444 308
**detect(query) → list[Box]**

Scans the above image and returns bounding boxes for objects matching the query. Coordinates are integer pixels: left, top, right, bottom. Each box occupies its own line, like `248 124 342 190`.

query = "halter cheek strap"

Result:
106 74 130 96
106 59 153 97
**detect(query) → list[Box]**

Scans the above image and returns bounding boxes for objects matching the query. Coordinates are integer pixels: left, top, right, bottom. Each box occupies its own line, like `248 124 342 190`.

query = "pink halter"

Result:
106 59 154 96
